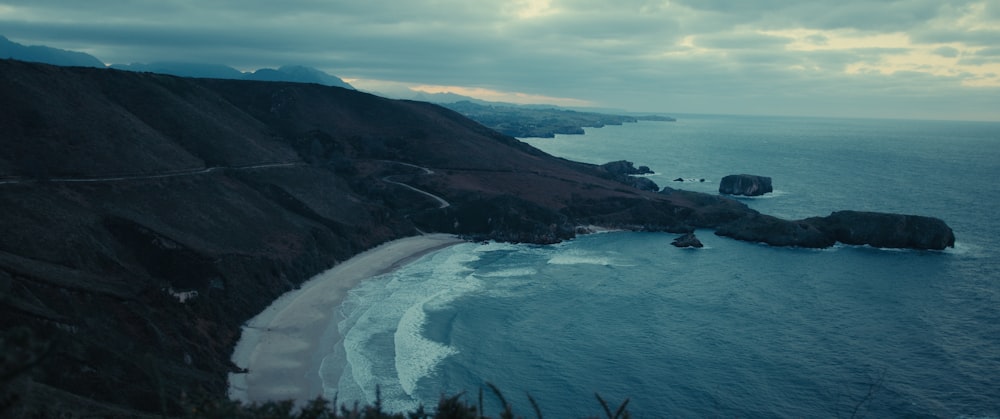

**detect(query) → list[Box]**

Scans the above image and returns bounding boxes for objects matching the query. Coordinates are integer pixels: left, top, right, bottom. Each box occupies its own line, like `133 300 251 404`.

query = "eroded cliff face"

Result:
806 211 956 250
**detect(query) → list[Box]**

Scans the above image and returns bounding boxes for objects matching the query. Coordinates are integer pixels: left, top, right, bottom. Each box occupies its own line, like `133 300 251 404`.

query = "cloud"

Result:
668 0 975 31
913 27 1000 45
959 46 1000 65
0 0 998 120
975 46 1000 57
692 31 793 50
933 46 961 57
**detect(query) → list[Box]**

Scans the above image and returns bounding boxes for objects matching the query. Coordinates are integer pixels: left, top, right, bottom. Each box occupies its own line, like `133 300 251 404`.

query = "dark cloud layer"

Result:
1 0 997 120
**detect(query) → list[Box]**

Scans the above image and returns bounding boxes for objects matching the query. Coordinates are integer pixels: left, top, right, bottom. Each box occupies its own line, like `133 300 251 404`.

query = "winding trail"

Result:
1 159 452 211
378 160 450 209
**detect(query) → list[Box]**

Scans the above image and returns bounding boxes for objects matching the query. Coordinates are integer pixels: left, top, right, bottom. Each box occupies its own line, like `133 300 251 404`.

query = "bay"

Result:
326 115 1000 417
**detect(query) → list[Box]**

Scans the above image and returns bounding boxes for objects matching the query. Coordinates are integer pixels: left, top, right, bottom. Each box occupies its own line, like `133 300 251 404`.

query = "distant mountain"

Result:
410 90 484 104
1 34 353 88
244 65 354 89
111 62 355 89
0 35 104 68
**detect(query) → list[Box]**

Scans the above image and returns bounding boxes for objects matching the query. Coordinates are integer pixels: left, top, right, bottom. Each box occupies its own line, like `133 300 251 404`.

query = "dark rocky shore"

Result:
0 60 953 416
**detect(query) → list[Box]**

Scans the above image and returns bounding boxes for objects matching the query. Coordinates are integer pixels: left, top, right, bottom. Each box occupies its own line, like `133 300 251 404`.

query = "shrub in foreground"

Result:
188 384 631 419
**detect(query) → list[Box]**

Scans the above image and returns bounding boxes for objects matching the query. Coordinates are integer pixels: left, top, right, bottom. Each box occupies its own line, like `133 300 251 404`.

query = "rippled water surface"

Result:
324 115 1000 417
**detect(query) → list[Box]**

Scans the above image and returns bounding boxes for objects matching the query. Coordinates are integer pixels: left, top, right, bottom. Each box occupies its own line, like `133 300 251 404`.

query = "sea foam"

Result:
333 243 482 407
394 298 457 396
474 267 539 278
547 250 615 266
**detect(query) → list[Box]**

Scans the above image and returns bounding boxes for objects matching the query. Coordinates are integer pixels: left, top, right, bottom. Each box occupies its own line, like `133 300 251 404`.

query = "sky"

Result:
2 0 999 121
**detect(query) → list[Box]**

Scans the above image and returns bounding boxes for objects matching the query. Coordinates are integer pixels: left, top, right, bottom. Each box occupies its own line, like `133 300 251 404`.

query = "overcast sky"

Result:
2 0 999 121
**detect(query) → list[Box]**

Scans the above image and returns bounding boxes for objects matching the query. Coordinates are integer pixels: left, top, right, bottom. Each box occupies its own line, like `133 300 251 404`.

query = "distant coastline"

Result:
441 100 675 138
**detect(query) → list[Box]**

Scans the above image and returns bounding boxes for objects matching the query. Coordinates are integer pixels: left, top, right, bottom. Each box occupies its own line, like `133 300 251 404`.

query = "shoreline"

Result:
228 233 465 404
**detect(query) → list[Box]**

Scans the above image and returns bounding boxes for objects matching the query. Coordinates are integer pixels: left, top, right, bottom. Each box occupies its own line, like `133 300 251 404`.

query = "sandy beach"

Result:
228 233 464 404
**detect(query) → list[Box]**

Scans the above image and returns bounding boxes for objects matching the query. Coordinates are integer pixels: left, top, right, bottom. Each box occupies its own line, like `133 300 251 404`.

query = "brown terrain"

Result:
0 59 953 416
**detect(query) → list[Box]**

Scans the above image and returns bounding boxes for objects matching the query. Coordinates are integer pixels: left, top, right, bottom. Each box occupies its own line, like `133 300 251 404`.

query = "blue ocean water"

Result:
322 115 1000 417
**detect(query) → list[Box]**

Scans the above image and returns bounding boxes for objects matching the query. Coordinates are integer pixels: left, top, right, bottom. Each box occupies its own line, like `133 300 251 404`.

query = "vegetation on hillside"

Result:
1 327 631 418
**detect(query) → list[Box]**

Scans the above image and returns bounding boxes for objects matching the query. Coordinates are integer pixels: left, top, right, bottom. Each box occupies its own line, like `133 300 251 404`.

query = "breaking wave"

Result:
327 243 481 411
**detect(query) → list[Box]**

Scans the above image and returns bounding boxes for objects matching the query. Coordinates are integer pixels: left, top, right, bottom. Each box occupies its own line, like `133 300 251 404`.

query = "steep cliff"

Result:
806 211 956 250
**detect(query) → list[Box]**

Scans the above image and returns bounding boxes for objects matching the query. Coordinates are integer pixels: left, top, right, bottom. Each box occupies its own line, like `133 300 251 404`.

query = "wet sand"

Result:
228 233 464 404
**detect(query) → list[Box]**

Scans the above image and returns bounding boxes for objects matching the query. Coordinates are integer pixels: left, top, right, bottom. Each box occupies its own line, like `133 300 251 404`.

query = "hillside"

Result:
0 59 753 416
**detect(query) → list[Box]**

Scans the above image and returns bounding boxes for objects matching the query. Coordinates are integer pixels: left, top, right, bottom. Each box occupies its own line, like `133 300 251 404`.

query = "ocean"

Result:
321 115 1000 417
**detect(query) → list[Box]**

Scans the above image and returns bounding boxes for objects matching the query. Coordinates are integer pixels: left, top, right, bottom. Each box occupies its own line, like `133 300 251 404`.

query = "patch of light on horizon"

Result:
761 27 1000 88
342 78 593 107
341 78 414 96
412 84 593 107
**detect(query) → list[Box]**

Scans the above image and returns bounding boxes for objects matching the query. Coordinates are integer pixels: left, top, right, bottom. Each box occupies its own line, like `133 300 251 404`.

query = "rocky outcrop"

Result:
671 232 704 248
805 211 955 250
716 211 955 250
601 160 653 175
715 213 835 248
719 174 773 196
625 176 659 192
600 160 659 191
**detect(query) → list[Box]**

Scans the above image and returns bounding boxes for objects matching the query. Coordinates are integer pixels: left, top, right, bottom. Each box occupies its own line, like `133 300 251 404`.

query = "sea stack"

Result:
719 174 773 196
671 232 704 248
